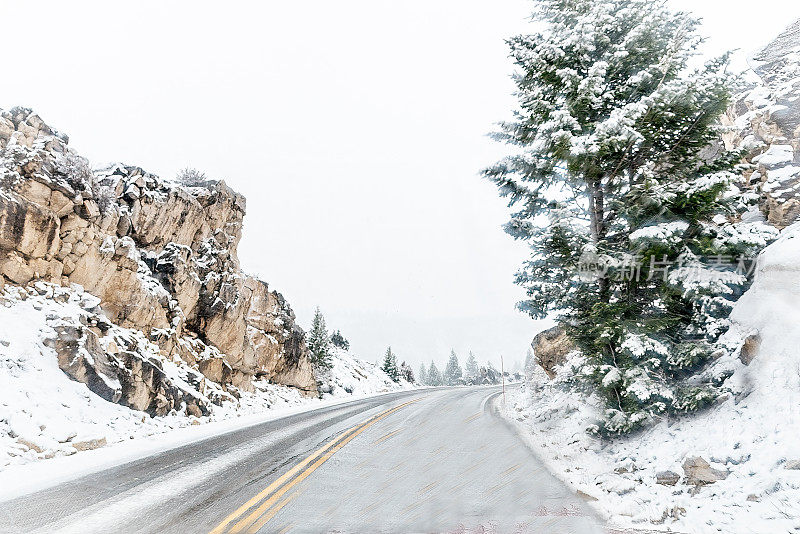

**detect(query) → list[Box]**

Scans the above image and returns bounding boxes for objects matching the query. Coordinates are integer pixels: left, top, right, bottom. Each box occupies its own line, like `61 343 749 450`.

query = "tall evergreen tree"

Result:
399 361 415 383
381 347 400 382
487 0 776 434
465 351 478 379
444 350 463 385
427 361 443 386
418 363 428 386
308 307 332 369
524 348 536 376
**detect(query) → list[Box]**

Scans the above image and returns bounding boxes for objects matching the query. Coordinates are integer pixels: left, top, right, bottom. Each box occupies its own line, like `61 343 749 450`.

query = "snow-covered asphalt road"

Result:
0 387 602 533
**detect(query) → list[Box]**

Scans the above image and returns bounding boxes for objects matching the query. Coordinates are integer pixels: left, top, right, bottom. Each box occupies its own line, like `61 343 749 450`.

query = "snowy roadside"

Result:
493 221 800 534
0 283 417 499
496 369 800 534
0 386 421 503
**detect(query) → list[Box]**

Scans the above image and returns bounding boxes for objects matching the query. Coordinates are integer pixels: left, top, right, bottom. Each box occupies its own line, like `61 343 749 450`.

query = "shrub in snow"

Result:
95 186 118 215
485 0 778 434
399 361 415 383
56 152 95 194
330 330 350 350
175 167 207 186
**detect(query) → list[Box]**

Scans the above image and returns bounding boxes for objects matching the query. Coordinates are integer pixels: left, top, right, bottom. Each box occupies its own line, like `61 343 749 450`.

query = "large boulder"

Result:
0 193 60 261
682 456 728 486
532 326 575 379
43 321 210 417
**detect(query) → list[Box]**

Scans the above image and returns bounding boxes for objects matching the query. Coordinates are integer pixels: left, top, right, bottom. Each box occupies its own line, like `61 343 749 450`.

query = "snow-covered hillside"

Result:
317 347 415 399
0 283 412 469
502 221 800 533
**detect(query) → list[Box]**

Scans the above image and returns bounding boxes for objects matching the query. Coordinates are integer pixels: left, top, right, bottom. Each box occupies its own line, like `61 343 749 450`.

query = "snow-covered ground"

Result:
500 222 800 533
0 283 413 474
317 347 415 398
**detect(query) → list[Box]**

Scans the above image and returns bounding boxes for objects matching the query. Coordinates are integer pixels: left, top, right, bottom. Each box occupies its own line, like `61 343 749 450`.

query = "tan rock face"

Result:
0 106 317 405
532 326 574 379
0 193 60 260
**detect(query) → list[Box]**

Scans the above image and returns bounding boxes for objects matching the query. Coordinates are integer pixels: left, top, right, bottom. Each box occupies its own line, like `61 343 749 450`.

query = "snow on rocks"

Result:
725 19 800 228
0 283 413 470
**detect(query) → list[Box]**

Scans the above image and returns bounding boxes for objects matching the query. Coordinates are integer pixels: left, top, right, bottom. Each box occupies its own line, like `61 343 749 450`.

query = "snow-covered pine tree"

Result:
486 0 777 434
524 348 535 376
308 307 332 369
444 350 463 385
330 330 350 351
465 351 478 379
418 363 428 385
427 362 443 386
381 347 400 382
400 361 415 383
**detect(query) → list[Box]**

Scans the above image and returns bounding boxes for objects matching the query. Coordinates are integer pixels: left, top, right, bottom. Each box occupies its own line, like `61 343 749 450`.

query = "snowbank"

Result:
501 222 800 533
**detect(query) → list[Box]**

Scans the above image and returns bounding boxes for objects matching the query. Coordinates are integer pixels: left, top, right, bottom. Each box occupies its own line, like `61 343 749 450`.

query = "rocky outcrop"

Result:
724 19 800 228
532 326 574 379
0 106 316 413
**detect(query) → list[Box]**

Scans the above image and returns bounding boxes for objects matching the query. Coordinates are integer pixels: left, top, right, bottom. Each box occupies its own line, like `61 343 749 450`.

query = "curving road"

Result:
0 387 602 533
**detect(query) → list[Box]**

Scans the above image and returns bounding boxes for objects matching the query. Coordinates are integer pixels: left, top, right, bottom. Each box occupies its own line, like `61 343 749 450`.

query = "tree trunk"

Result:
587 178 605 241
587 178 609 299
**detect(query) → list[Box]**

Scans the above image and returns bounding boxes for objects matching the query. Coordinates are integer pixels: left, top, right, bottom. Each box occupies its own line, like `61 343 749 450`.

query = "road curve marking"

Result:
208 421 363 534
231 402 415 532
210 398 420 534
464 411 482 423
245 491 301 534
231 401 417 532
479 390 502 413
502 464 521 476
372 429 402 444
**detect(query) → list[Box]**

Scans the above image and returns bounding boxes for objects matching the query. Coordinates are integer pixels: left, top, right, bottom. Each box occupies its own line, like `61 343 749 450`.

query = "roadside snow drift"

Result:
503 221 800 533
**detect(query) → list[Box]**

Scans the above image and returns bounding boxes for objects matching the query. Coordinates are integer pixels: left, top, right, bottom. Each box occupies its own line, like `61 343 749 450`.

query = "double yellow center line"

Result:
209 398 421 534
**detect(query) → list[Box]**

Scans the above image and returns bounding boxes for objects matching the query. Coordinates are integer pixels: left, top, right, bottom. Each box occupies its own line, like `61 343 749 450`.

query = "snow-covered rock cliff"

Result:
0 106 326 461
0 106 315 405
0 107 414 468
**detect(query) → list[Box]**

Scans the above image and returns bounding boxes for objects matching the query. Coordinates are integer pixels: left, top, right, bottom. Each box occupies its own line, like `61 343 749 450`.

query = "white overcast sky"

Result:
1 1 797 369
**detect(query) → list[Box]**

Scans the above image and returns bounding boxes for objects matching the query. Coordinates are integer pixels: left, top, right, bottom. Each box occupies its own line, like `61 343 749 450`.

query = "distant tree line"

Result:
309 308 519 387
